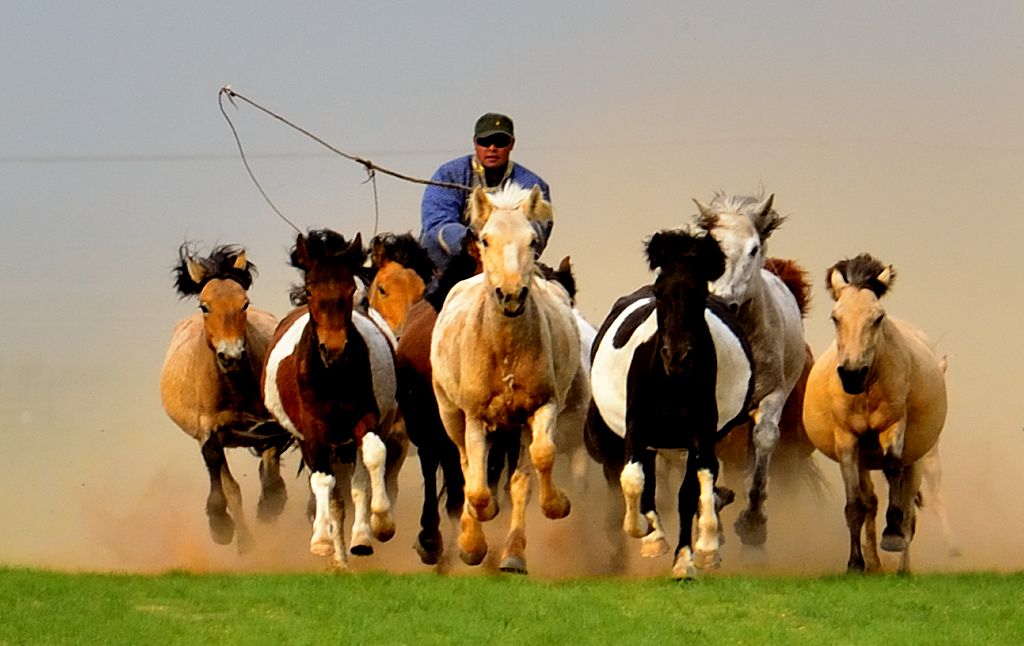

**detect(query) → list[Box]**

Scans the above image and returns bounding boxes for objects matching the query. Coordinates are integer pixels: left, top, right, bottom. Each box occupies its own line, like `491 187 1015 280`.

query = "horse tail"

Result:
765 257 812 317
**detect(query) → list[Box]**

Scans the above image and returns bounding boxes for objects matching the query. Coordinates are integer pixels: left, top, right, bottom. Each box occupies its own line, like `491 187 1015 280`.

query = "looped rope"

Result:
218 86 472 234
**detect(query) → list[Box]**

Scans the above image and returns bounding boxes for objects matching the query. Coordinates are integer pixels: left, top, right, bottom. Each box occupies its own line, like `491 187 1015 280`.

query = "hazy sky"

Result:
1 2 1022 573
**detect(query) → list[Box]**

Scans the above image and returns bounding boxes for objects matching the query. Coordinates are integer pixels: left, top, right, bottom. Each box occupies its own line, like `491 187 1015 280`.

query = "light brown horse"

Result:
160 244 292 552
367 232 434 339
430 183 590 574
803 253 947 572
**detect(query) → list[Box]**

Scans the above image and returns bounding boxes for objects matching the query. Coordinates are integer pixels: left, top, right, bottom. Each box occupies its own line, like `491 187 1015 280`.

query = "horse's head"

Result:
367 233 434 337
825 253 895 394
695 193 783 311
291 229 366 367
469 183 551 318
646 229 726 376
172 244 256 373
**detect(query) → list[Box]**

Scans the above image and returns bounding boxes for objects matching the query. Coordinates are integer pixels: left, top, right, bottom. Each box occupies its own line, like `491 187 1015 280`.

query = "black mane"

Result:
172 243 256 297
289 229 367 306
829 253 895 297
424 230 480 311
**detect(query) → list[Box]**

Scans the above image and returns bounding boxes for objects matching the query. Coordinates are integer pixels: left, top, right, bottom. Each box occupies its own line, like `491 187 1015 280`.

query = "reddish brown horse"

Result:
367 232 434 339
262 230 407 571
160 244 292 552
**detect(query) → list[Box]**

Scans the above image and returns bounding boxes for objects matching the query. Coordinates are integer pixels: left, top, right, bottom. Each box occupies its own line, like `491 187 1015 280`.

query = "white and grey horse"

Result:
694 192 807 545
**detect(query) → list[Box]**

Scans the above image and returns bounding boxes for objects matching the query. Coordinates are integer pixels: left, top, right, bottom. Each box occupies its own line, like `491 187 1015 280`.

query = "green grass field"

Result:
1 567 1021 645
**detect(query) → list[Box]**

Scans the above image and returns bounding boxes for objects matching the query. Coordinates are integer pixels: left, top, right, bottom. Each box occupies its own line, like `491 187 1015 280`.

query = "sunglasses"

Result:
476 134 512 149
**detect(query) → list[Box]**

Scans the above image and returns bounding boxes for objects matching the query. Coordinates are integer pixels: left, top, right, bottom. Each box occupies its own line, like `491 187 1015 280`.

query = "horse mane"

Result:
538 256 577 304
487 182 553 223
288 229 367 306
424 229 480 311
172 243 256 297
370 232 435 283
696 192 786 239
764 257 812 317
828 253 895 297
645 228 725 281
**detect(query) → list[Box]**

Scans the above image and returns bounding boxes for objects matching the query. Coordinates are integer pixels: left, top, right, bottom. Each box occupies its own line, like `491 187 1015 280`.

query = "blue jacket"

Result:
420 155 552 270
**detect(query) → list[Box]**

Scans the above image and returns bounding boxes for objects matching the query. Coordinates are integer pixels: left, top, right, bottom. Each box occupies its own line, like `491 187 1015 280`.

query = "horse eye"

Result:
830 313 838 326
873 314 884 327
530 237 539 250
242 301 250 311
480 237 490 249
199 303 210 314
377 285 387 296
749 245 759 258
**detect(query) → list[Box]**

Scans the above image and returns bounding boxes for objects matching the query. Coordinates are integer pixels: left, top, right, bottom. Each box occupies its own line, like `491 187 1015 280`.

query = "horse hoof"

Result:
459 547 487 566
672 556 698 580
310 541 335 557
350 543 374 557
499 555 528 574
371 514 396 543
415 531 443 565
640 537 671 558
734 511 767 546
257 485 287 521
881 531 908 553
208 514 235 545
542 494 571 520
694 550 721 571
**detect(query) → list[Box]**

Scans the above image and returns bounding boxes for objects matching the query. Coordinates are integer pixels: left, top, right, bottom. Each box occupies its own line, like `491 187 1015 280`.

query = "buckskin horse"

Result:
160 243 292 552
803 253 947 572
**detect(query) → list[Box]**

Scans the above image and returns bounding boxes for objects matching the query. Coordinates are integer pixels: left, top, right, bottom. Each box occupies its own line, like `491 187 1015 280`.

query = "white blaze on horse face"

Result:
481 209 534 301
832 287 886 374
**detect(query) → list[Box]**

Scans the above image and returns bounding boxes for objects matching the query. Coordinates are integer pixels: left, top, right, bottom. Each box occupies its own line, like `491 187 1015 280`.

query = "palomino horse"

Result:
367 232 434 339
262 230 407 570
431 183 590 574
586 228 755 578
694 193 808 545
803 253 947 572
160 244 292 552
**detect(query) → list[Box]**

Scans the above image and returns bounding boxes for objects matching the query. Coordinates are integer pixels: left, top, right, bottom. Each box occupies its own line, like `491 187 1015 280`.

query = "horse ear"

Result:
526 185 552 224
468 186 492 230
186 257 206 285
877 265 895 288
294 232 310 269
754 194 785 240
692 199 716 230
370 234 388 268
232 250 248 271
827 267 848 301
349 232 364 254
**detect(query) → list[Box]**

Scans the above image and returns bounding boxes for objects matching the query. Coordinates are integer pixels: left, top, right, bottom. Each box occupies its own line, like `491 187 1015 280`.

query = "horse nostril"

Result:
495 287 504 301
728 303 739 313
520 286 529 301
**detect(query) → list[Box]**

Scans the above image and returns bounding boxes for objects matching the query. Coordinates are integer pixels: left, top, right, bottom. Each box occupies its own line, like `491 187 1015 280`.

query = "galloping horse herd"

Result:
160 185 954 578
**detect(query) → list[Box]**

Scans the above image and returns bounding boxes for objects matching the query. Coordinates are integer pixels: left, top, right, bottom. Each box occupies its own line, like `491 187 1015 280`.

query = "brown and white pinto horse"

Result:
431 184 589 574
803 254 947 572
262 230 407 570
160 244 292 552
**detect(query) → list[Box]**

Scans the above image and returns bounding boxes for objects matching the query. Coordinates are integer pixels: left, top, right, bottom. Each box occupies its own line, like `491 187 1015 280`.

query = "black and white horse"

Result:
585 228 754 578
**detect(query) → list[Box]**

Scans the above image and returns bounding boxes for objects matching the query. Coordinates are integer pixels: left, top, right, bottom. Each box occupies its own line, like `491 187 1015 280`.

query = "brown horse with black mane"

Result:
262 229 407 571
160 243 292 552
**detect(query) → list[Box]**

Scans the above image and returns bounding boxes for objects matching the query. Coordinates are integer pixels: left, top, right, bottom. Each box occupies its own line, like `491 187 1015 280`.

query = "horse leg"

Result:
735 394 784 546
528 401 570 519
860 466 881 572
219 458 253 554
415 447 444 565
672 454 702 579
349 457 375 556
499 446 533 574
309 470 348 569
361 432 396 543
836 435 868 572
436 397 489 565
881 461 922 561
257 446 288 521
639 451 670 557
200 435 234 545
693 462 723 572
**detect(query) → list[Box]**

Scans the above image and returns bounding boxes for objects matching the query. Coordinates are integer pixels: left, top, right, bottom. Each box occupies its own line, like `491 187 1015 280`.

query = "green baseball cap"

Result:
474 113 514 139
